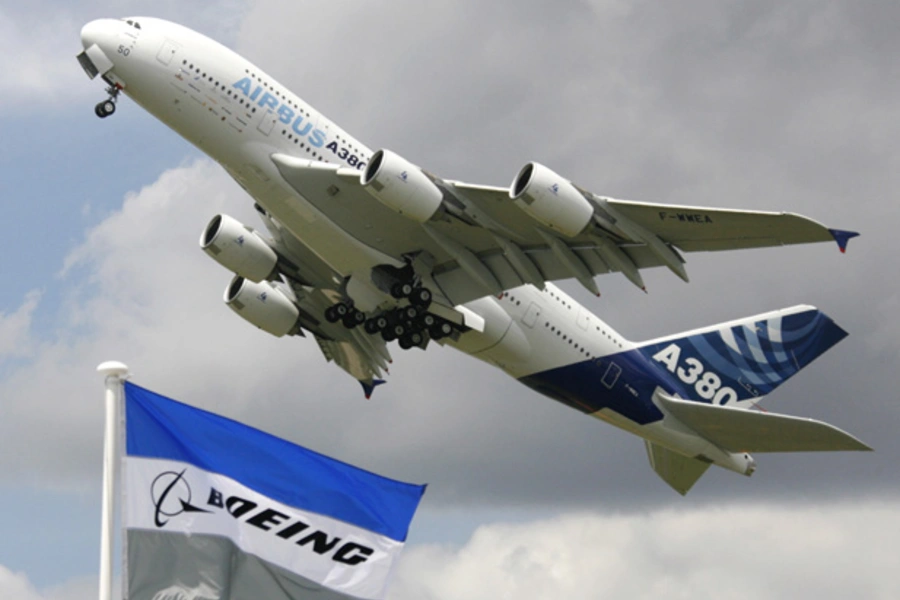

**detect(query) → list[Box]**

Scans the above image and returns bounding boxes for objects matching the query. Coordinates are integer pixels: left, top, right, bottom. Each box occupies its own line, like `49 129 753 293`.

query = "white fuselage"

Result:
79 17 754 476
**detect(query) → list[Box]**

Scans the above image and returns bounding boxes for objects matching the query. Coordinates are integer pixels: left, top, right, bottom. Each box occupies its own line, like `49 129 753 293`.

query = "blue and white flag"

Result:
122 382 426 600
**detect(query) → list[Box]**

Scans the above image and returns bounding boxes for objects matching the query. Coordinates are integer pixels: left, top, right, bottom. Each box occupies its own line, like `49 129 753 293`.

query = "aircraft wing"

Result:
271 154 855 307
456 183 848 252
284 283 392 397
250 208 393 395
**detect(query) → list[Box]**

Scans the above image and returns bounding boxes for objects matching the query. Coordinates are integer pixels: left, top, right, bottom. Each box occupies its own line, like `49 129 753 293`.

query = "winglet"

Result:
828 229 859 254
360 379 387 400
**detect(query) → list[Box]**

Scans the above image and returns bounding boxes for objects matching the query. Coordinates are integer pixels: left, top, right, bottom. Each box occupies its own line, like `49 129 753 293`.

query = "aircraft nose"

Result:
81 19 118 50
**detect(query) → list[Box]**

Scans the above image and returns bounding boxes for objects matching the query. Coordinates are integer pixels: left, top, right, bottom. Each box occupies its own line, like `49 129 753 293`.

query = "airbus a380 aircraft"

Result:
78 17 870 493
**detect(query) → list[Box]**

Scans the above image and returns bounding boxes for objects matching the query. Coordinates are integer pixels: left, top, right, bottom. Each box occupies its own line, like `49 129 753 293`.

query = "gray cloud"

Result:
4 0 897 507
228 0 899 502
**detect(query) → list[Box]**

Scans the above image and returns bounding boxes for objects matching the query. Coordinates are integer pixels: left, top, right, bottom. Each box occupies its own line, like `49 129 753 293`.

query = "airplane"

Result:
77 17 870 494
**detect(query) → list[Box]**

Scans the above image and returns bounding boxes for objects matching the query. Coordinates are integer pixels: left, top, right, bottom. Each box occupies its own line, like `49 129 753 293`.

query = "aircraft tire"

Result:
324 306 340 323
95 100 115 118
410 287 432 308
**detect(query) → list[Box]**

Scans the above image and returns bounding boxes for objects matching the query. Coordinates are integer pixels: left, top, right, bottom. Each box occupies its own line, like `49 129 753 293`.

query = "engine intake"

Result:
361 149 443 222
200 214 278 282
224 276 300 337
510 162 594 237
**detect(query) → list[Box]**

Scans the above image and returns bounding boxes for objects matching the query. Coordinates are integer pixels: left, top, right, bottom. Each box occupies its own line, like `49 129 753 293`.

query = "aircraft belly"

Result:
517 350 668 424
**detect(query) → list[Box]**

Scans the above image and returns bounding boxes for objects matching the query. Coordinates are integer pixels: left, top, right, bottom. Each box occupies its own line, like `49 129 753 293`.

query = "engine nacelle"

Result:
360 149 443 222
224 276 300 337
201 214 278 282
509 162 595 237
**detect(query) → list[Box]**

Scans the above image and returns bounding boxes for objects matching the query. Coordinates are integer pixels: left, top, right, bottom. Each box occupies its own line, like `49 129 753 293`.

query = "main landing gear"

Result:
323 284 456 351
94 84 120 118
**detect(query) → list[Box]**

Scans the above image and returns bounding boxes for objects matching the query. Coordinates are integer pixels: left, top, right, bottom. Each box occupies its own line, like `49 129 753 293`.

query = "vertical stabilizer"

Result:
645 441 711 495
637 305 847 406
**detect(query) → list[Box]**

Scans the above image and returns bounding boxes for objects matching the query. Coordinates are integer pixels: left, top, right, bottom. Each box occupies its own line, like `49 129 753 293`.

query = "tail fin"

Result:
645 441 711 495
637 305 847 405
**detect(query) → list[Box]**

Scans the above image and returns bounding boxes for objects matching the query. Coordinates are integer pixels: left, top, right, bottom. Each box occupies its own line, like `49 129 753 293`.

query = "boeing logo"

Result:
147 468 376 566
232 77 326 148
151 469 211 528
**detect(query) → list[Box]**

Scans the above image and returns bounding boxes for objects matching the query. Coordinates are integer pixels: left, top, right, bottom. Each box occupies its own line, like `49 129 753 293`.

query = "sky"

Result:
1 1 899 598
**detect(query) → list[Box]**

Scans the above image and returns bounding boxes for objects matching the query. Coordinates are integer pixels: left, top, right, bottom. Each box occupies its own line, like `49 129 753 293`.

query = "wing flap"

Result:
656 392 872 453
645 440 711 495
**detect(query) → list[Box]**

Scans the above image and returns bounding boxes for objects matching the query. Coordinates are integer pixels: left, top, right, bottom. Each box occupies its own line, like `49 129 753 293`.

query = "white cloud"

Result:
0 565 42 600
0 568 103 600
392 501 900 600
0 1 250 111
0 290 41 359
0 9 87 109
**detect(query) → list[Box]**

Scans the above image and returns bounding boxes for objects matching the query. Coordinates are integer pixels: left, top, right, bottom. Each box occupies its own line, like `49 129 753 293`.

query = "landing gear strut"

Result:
94 84 120 118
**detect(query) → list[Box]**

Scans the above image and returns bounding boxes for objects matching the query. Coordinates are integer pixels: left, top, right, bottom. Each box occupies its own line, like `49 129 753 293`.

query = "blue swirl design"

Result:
640 309 847 403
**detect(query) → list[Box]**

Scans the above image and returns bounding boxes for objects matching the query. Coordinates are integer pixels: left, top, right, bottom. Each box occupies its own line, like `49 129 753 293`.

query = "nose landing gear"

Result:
94 84 120 118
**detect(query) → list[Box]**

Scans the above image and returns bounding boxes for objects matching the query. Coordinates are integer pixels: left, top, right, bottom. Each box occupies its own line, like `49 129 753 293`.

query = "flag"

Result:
122 381 426 600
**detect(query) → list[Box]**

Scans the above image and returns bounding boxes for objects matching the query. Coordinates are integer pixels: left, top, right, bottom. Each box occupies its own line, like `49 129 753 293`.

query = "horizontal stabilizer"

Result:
656 392 872 453
645 441 711 495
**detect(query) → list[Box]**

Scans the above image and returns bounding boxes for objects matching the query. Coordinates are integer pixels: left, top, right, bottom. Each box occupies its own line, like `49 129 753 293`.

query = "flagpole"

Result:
96 361 129 600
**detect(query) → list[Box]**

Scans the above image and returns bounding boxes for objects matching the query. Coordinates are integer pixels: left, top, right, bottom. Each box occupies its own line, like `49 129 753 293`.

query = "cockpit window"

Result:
121 19 141 29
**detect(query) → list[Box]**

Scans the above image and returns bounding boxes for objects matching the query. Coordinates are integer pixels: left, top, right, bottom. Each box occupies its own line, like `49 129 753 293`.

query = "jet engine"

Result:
509 162 595 237
360 149 443 222
224 275 300 337
201 214 278 282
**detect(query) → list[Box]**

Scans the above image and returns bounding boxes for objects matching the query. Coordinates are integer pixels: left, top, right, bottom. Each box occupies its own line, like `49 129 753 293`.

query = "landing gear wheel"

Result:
399 332 424 350
401 305 418 321
419 314 437 329
364 318 381 334
342 309 366 329
429 322 454 340
325 303 350 323
410 287 432 308
324 306 340 323
95 100 116 118
391 282 414 299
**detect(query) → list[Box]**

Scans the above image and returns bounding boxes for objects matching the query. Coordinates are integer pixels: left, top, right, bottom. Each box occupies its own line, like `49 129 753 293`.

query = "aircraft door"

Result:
522 302 541 328
577 307 591 330
156 39 180 65
257 110 277 135
600 360 622 389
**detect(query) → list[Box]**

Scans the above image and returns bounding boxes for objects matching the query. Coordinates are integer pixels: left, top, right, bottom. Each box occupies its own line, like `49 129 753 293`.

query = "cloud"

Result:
0 290 41 359
0 8 88 109
0 567 96 600
2 0 897 509
393 501 900 600
0 1 250 111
